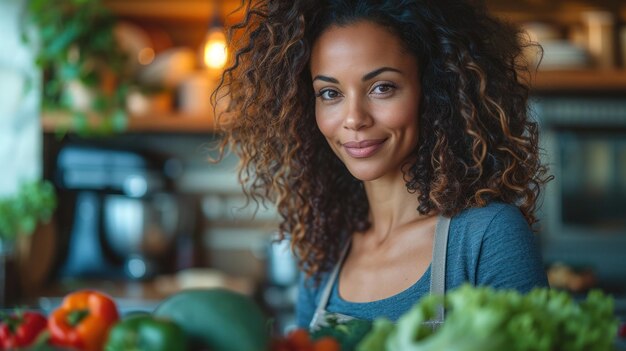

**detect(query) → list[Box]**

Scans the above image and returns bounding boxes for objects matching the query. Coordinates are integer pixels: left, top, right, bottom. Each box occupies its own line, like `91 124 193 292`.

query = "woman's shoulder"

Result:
447 202 548 291
448 201 535 253
457 201 520 216
453 201 528 233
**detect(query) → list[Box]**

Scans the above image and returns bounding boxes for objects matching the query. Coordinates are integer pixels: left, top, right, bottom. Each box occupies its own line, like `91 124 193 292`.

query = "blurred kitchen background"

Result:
1 0 626 334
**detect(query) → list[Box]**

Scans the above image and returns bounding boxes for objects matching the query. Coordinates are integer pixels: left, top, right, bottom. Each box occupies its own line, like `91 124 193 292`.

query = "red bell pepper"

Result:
48 290 119 351
0 311 47 349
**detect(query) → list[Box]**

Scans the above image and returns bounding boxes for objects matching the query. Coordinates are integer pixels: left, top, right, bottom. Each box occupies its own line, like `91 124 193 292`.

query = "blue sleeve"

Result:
296 273 317 328
476 205 549 292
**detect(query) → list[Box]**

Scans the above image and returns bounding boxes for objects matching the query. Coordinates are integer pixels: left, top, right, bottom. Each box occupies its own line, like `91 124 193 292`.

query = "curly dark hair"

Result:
214 0 551 278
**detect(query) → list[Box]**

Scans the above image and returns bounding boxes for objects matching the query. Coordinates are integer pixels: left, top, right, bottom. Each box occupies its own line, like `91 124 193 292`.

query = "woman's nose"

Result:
343 97 373 131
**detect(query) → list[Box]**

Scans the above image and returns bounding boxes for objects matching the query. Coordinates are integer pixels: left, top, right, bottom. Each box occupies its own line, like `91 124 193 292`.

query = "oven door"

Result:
536 97 626 286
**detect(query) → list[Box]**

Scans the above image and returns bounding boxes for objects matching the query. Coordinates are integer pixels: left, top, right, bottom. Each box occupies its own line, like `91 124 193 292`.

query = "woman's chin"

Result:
345 167 383 182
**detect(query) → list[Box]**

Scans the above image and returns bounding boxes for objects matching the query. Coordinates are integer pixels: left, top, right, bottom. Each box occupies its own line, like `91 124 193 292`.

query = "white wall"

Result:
0 0 42 196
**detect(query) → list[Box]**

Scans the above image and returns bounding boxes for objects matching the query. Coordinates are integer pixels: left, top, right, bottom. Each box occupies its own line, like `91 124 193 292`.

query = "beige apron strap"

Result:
309 241 351 330
429 215 451 325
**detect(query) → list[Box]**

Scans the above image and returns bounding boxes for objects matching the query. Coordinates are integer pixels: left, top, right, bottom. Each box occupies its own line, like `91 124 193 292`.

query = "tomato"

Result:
312 337 341 351
287 328 312 350
0 311 48 349
272 328 342 351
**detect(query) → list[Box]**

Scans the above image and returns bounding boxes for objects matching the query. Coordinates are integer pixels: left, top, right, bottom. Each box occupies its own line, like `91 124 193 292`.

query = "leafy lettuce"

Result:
357 285 618 351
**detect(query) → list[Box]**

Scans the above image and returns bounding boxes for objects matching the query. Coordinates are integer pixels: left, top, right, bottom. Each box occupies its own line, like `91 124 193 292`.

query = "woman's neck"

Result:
362 172 433 245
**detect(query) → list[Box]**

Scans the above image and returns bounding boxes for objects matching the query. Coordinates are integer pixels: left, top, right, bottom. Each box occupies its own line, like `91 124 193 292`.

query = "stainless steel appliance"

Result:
54 144 189 280
534 97 626 288
102 193 181 279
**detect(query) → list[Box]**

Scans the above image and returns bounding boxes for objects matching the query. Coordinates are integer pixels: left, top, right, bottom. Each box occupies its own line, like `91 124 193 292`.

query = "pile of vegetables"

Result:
0 288 272 351
357 284 619 351
0 285 621 351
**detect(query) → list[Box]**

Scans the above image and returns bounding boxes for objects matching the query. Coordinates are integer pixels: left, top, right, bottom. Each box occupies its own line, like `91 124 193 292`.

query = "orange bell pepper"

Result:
48 290 119 351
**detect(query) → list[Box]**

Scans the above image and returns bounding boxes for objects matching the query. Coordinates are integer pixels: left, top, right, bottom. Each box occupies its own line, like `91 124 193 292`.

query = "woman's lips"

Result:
342 139 387 158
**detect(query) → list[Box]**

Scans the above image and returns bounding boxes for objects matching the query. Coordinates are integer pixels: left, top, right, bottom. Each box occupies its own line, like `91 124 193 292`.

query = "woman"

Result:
214 0 551 329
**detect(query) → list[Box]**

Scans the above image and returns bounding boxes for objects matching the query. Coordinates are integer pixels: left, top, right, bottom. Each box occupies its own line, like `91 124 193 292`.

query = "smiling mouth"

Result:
342 139 387 158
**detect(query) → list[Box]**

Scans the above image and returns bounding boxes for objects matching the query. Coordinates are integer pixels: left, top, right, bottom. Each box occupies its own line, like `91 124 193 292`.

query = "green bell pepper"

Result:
104 315 187 351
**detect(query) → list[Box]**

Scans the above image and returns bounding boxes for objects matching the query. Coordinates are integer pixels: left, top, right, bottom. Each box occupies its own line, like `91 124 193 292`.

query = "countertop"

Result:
23 269 255 315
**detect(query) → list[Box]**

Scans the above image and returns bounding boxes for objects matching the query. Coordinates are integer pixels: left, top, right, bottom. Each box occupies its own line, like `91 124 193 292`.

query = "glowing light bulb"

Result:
203 29 228 70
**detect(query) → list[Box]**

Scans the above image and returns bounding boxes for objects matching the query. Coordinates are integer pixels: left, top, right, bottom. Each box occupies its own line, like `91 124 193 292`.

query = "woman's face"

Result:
310 21 421 182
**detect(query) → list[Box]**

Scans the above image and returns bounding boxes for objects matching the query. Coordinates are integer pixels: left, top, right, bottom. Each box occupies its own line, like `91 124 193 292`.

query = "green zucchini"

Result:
153 288 270 351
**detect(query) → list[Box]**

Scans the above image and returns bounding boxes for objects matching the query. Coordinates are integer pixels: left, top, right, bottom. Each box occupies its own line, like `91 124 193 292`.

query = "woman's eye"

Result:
371 83 395 95
317 89 340 100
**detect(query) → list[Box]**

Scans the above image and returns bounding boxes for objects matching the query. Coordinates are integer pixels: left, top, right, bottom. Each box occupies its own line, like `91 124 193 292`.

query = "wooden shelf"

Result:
42 110 216 134
103 0 243 22
531 70 626 92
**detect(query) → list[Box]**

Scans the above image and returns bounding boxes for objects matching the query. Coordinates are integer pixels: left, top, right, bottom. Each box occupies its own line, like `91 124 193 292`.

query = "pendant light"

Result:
201 0 228 71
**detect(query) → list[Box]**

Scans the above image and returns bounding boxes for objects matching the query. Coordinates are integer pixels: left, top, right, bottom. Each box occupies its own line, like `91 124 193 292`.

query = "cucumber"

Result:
153 288 270 351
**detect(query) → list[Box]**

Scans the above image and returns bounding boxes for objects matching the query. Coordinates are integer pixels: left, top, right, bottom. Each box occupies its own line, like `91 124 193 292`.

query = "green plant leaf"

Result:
0 181 57 240
26 0 131 135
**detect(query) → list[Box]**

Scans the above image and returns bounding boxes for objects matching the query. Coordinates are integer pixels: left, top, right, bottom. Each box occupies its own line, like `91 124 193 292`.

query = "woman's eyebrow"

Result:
312 75 339 83
362 67 402 81
312 67 401 84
